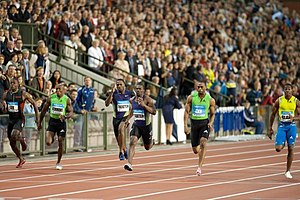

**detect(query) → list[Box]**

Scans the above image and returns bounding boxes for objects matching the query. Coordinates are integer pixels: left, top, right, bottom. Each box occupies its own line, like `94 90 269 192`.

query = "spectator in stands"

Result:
126 48 138 75
162 86 182 145
87 39 103 70
17 1 30 23
20 49 34 85
5 64 16 83
0 54 5 72
49 70 62 89
74 76 95 150
58 11 71 42
243 101 264 134
2 40 15 66
261 85 273 106
114 50 130 79
29 67 46 99
8 5 18 22
246 80 262 106
226 72 237 106
180 58 197 96
6 52 18 69
43 80 53 97
0 67 9 103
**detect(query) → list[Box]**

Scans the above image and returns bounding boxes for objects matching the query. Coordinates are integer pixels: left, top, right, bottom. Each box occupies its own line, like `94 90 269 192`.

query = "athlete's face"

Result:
116 80 125 93
10 79 19 92
135 85 144 97
284 85 293 98
197 82 206 95
56 84 66 97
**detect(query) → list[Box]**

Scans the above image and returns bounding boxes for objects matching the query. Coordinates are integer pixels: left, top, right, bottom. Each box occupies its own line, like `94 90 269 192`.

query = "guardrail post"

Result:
157 110 162 144
103 112 108 150
84 114 88 151
40 118 46 156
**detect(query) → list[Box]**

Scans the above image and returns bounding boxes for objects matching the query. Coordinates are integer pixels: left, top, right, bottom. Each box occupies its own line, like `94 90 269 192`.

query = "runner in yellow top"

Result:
268 83 300 179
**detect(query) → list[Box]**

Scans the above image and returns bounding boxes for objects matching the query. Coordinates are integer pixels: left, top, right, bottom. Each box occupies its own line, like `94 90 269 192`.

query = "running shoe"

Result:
20 137 27 151
119 152 125 161
284 171 293 179
55 163 63 170
124 150 128 160
16 159 26 168
124 163 133 171
196 167 202 176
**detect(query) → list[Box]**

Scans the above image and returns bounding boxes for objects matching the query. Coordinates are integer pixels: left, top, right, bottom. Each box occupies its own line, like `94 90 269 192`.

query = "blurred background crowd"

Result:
0 0 299 110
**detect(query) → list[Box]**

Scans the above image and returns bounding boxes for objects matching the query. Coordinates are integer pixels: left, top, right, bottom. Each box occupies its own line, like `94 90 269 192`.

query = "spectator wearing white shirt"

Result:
87 39 103 70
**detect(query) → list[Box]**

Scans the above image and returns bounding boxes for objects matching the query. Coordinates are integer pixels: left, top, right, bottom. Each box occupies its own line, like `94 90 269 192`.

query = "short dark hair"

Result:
116 79 126 85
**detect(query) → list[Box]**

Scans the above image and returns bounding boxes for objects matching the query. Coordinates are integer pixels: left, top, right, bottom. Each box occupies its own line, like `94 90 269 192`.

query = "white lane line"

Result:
0 142 271 174
24 161 300 200
0 152 286 193
116 169 300 200
207 182 300 200
0 147 279 183
0 152 292 193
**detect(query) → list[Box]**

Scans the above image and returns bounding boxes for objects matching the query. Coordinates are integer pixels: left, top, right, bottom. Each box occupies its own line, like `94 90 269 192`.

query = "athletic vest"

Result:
278 96 297 122
50 94 68 119
6 89 24 120
113 90 132 119
191 93 211 120
132 96 151 127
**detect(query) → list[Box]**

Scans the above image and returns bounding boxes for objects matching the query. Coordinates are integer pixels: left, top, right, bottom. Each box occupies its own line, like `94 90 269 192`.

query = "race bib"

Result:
117 100 130 112
133 109 145 121
51 103 64 115
280 111 293 122
7 102 18 112
192 105 206 117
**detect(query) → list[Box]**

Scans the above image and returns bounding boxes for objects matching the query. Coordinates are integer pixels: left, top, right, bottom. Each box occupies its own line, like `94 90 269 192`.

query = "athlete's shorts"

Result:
47 118 67 137
113 117 127 138
130 123 152 145
275 122 297 146
7 119 24 139
191 119 209 147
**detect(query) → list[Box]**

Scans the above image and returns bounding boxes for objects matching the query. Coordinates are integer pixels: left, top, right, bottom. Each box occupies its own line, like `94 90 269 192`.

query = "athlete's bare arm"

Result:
268 98 279 139
184 95 192 135
208 98 216 130
38 97 51 130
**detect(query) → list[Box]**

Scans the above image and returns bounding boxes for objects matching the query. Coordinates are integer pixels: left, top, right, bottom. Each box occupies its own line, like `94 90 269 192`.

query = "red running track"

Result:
0 139 299 200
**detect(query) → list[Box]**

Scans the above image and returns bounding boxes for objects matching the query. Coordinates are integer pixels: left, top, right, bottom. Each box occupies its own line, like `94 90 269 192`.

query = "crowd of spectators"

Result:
0 0 299 109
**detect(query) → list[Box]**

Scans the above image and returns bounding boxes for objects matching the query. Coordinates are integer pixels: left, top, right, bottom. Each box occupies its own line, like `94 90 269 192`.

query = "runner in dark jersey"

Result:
3 78 39 168
105 79 133 160
123 83 156 171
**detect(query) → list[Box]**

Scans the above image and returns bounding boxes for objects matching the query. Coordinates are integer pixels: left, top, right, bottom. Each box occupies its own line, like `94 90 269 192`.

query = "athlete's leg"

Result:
286 145 294 172
198 137 208 168
46 131 55 146
118 121 126 153
286 125 297 173
127 135 138 165
275 125 286 152
9 129 22 160
57 135 65 164
142 125 154 150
